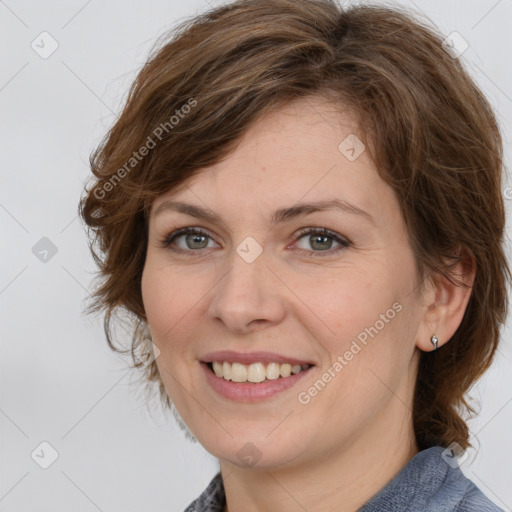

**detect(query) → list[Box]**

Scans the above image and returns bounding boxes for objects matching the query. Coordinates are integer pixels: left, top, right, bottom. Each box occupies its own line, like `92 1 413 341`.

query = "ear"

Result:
415 247 476 352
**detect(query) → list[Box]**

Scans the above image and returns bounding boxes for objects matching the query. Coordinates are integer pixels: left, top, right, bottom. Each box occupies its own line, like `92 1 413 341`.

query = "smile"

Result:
208 361 312 383
201 361 314 402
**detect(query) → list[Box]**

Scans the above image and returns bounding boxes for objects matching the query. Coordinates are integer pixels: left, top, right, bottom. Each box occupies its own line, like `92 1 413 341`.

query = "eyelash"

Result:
159 226 350 257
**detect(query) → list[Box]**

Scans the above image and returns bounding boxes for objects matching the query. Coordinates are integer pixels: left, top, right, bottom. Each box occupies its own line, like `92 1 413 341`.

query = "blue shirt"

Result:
184 446 504 511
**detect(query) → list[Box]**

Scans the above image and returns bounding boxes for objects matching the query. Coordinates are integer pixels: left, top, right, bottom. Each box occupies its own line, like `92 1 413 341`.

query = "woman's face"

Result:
142 96 429 469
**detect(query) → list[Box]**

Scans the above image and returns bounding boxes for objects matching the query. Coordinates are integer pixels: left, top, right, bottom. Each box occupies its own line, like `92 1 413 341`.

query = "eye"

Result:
159 227 218 254
159 226 350 257
293 227 350 257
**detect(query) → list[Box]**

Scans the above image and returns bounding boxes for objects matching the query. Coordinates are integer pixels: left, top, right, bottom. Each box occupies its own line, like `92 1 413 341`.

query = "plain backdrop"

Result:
1 0 511 510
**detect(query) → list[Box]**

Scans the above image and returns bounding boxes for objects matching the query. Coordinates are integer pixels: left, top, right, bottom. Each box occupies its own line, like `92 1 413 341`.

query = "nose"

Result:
207 246 286 334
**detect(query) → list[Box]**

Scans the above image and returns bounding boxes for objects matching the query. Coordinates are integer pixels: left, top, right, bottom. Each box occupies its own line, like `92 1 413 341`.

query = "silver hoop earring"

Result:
431 334 439 351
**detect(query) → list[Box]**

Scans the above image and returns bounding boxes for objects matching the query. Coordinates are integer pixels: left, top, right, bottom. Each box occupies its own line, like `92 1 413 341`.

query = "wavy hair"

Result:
79 0 510 451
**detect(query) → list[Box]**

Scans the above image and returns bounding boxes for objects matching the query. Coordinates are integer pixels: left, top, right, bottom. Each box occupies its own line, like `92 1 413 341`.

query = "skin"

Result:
141 95 475 512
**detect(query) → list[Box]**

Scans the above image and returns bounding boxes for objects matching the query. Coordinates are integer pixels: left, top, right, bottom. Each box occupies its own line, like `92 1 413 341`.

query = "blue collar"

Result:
184 446 503 511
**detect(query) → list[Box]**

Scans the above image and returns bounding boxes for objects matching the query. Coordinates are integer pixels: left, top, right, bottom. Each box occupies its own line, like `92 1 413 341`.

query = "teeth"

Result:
280 363 291 377
209 361 311 382
231 362 247 382
266 362 281 380
222 361 231 381
213 361 223 377
247 363 266 383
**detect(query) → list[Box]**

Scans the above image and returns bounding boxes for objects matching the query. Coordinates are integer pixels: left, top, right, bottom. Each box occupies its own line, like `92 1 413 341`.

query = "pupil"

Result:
311 235 331 250
188 233 207 249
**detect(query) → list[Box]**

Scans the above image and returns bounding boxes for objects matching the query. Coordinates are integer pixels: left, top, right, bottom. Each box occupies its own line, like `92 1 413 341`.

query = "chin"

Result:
195 430 308 470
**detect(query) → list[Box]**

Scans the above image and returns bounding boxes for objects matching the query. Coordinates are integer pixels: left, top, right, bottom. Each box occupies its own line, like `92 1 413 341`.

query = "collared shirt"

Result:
184 446 504 511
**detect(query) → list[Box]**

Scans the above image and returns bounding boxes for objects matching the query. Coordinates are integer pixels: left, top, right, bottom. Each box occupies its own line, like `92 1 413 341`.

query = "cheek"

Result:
302 266 413 390
295 267 393 344
142 264 200 400
141 261 195 331
141 264 166 327
141 261 215 366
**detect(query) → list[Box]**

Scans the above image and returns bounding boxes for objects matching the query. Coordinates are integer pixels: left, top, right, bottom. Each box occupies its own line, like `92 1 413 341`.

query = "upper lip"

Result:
201 350 315 366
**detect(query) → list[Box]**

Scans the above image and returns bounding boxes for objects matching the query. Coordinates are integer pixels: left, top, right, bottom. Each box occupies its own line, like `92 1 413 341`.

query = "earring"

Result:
431 334 439 351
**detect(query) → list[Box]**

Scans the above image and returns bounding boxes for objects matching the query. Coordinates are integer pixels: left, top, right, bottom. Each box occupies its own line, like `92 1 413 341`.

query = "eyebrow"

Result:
152 198 376 227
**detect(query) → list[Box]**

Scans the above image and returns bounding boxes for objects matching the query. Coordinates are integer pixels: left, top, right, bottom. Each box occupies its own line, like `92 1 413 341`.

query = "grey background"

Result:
1 0 511 510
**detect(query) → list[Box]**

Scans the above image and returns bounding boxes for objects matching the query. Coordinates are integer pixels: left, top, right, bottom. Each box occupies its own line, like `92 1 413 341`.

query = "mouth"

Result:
199 350 316 401
204 360 314 383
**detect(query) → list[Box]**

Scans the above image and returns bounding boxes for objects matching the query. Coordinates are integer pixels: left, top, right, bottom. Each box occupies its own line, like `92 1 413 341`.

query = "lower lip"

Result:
201 362 313 403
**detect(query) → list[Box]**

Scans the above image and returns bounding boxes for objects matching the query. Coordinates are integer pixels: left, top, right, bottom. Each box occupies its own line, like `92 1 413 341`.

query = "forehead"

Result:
151 96 393 223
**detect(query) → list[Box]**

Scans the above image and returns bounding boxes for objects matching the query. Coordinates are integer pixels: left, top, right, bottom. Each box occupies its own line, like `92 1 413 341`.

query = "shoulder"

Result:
418 447 504 512
359 446 504 512
451 479 505 512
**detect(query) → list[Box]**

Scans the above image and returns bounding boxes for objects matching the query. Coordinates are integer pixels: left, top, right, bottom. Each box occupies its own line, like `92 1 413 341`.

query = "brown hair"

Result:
79 0 510 451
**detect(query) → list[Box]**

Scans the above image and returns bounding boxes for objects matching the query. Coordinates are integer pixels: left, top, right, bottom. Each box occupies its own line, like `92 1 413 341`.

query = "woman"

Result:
79 0 510 510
